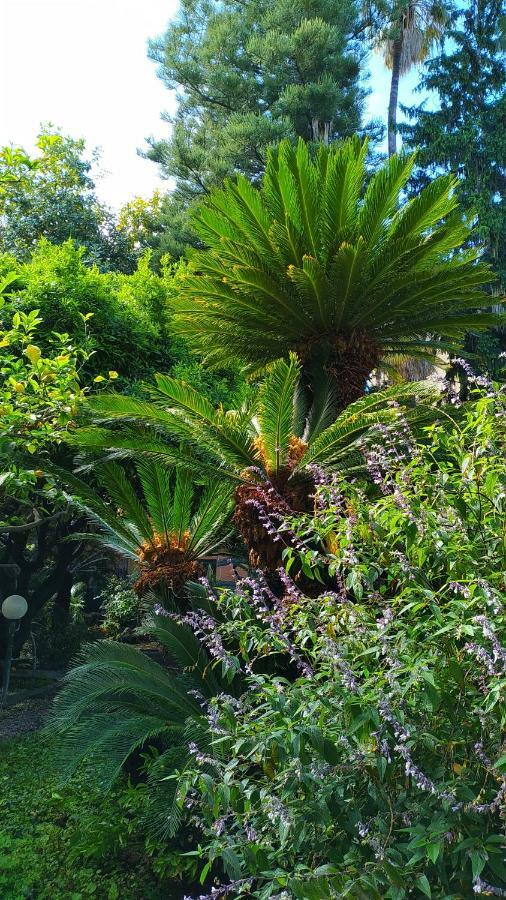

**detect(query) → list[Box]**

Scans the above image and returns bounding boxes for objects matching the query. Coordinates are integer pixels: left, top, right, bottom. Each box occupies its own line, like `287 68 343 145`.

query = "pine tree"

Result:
401 0 505 373
401 0 505 284
146 0 368 256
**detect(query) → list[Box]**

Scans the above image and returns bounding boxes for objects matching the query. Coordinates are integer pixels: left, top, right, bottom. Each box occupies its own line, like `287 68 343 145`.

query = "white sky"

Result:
0 0 420 210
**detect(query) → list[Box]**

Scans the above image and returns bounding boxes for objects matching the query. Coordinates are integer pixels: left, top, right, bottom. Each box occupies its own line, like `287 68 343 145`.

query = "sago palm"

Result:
47 603 236 835
68 355 438 570
171 137 499 409
54 460 234 600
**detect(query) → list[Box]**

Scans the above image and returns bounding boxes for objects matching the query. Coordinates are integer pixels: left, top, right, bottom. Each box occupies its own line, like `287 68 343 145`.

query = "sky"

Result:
0 0 420 210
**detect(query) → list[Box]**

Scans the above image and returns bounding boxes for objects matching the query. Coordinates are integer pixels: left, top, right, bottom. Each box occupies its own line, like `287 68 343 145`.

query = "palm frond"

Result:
136 460 173 541
96 462 153 543
188 480 235 557
257 353 301 475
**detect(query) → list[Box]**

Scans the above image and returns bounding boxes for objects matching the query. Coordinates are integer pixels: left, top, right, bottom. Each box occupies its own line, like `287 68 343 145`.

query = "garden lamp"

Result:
1 594 28 706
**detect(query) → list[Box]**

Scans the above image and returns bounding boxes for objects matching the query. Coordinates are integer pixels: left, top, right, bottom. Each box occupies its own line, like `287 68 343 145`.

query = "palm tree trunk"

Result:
388 38 403 157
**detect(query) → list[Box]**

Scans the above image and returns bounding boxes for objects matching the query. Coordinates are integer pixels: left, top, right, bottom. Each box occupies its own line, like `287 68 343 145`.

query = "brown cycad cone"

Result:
134 532 202 597
234 437 314 574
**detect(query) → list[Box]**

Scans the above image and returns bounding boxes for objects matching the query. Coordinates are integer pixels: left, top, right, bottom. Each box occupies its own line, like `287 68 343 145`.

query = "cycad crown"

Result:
69 354 438 487
54 460 234 599
46 597 236 836
172 137 499 408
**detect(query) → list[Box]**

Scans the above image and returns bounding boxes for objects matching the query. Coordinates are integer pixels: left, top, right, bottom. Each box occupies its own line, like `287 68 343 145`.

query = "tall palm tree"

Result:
171 138 498 410
53 461 234 601
68 356 438 571
374 1 448 156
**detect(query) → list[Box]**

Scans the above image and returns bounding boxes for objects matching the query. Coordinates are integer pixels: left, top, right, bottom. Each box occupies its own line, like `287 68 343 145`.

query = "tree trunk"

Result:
388 38 403 157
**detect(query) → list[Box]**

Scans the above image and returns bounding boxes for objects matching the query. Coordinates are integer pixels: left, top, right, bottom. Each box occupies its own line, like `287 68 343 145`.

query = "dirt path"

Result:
0 695 54 742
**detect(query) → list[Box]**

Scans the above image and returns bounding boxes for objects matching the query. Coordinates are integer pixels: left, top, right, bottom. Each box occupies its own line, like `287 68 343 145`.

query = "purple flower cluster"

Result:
468 779 506 815
395 741 457 804
473 877 506 897
378 701 459 803
173 609 236 670
278 566 304 603
187 741 221 769
307 464 346 511
473 616 506 671
379 703 506 816
244 498 283 544
454 358 494 392
448 581 471 599
378 700 410 742
183 879 250 900
321 639 360 692
244 486 309 555
363 446 390 495
338 733 366 764
153 602 170 617
371 729 392 762
376 607 394 630
464 642 497 676
265 795 292 828
343 513 359 566
476 580 503 615
237 573 313 677
363 442 417 524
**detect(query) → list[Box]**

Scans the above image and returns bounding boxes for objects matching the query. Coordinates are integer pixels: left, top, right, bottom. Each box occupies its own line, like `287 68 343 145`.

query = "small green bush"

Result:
32 606 94 669
98 576 143 638
3 240 173 382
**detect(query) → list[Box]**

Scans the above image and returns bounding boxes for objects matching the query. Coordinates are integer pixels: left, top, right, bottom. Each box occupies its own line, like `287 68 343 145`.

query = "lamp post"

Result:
1 594 28 706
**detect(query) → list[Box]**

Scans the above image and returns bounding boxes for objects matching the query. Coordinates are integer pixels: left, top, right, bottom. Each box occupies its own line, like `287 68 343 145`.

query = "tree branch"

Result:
0 511 65 534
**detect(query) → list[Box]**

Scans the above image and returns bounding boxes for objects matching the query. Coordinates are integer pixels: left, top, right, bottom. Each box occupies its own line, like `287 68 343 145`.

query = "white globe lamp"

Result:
2 594 28 620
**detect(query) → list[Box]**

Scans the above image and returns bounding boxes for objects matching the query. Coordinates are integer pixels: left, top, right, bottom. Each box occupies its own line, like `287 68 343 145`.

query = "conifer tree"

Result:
401 0 505 373
146 0 367 256
401 0 505 284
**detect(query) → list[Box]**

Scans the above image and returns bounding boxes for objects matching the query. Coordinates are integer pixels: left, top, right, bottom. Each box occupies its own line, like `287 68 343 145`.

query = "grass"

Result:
0 732 189 899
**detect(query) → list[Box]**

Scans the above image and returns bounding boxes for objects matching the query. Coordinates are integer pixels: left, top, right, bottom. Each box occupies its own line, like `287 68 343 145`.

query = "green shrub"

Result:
4 240 173 382
98 576 143 638
161 388 506 898
32 604 95 669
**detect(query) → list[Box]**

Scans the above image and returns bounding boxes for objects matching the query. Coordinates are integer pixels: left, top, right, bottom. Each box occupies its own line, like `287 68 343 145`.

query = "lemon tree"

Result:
0 273 92 492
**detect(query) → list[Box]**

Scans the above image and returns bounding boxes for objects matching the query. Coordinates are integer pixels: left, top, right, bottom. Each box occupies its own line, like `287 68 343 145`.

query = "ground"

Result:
0 698 186 900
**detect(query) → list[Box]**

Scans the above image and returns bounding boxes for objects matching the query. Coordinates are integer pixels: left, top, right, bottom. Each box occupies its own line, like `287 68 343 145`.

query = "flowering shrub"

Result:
167 391 506 898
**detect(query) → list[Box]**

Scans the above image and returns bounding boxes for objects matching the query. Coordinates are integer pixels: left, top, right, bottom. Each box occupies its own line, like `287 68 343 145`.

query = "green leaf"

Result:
416 874 431 898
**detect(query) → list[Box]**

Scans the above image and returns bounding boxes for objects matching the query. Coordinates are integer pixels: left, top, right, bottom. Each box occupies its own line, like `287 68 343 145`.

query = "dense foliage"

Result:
401 0 505 287
64 353 441 579
0 733 190 899
0 129 135 272
0 273 86 471
47 385 506 897
1 241 173 383
2 3 505 896
158 389 505 898
146 0 369 256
